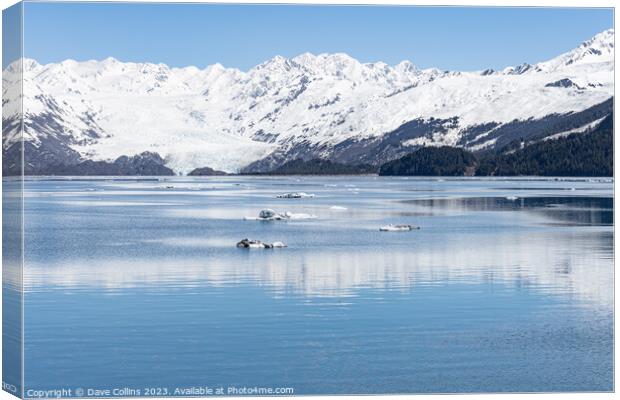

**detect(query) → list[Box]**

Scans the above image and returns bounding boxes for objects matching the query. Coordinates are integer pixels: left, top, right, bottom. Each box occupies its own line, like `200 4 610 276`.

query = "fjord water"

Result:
20 176 612 394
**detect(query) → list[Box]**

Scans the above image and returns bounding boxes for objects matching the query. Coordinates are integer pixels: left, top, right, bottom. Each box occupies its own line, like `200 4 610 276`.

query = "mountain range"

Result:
2 29 614 175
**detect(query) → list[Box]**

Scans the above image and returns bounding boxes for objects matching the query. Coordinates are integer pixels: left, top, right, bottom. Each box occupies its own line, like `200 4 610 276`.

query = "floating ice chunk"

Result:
379 224 420 232
236 239 264 248
505 196 519 200
259 209 278 219
245 209 316 221
236 238 287 249
282 211 318 220
276 192 315 199
329 205 348 211
244 209 286 221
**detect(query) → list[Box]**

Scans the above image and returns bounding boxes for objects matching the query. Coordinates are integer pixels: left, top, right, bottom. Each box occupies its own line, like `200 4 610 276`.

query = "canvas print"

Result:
2 2 614 397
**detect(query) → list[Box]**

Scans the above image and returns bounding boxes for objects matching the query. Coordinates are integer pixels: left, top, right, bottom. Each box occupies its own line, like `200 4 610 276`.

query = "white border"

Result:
0 1 616 400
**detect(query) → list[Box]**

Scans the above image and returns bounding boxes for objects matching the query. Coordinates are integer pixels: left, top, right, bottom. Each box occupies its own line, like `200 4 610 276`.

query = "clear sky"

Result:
12 2 614 71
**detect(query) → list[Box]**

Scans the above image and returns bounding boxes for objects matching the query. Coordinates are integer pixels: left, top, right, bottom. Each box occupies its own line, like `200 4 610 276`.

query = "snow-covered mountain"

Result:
2 29 614 175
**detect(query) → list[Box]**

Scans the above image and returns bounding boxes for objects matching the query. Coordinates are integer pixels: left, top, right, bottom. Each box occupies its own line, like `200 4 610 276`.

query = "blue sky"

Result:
11 3 614 71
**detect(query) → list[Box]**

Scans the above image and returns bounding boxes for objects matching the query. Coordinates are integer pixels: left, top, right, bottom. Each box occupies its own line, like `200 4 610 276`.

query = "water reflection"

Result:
23 228 612 309
410 196 613 226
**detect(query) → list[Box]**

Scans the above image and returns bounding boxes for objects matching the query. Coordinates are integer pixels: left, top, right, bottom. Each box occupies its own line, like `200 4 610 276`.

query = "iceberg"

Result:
276 192 315 199
236 238 287 249
244 209 317 221
244 209 286 221
259 209 282 219
379 224 420 232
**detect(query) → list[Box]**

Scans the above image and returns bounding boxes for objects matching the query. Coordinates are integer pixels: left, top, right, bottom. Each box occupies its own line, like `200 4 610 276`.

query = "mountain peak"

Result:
102 56 120 66
395 60 419 74
2 58 42 75
23 58 41 70
292 52 318 64
253 55 297 72
577 28 614 58
535 28 614 72
587 28 614 46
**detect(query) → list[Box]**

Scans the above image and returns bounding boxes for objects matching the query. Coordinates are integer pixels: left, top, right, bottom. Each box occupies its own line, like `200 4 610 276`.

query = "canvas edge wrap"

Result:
3 2 25 398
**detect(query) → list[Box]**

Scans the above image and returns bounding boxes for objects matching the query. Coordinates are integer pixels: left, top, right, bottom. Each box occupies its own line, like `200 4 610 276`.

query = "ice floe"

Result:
236 238 287 249
276 192 315 199
379 224 420 232
244 209 317 221
283 211 318 220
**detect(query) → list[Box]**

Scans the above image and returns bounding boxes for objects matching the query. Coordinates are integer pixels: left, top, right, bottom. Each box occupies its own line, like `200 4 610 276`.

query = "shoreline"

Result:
5 175 614 181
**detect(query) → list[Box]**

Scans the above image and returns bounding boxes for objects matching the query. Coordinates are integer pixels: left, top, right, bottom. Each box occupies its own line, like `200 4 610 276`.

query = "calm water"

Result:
11 176 614 395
